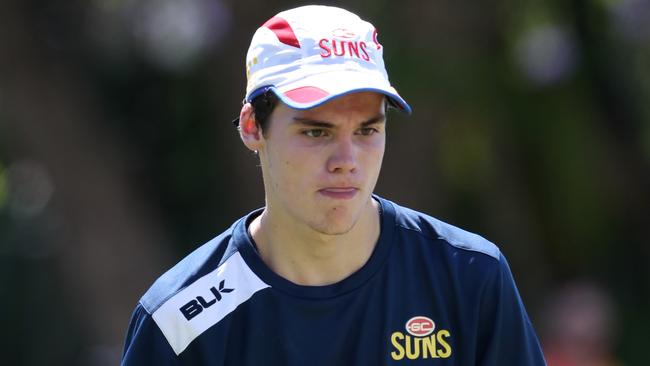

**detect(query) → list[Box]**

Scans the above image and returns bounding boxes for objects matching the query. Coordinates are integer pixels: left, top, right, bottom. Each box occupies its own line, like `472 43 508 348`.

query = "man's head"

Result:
238 5 410 235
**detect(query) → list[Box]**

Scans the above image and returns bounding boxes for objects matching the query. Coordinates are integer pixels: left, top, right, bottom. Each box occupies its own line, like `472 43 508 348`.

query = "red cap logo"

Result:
405 316 435 337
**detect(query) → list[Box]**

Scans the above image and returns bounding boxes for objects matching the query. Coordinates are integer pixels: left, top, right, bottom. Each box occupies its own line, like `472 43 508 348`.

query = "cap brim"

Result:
248 70 412 114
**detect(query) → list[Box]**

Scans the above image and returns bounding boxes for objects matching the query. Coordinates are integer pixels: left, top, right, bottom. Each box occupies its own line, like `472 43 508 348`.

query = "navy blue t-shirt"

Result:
121 196 546 365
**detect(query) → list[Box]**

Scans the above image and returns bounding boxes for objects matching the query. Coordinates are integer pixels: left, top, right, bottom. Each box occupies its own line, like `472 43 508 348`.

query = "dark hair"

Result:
246 90 393 133
251 90 279 134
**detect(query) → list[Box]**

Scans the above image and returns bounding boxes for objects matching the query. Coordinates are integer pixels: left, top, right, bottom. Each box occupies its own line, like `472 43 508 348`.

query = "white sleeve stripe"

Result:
151 252 269 355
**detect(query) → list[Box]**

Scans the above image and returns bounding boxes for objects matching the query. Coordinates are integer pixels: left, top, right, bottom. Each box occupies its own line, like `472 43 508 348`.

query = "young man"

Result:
121 5 546 365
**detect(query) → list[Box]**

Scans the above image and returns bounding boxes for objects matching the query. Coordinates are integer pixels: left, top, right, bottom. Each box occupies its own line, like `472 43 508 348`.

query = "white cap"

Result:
244 5 411 113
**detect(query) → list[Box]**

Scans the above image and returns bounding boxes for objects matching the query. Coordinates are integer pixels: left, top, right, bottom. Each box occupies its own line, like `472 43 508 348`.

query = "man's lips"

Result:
318 187 359 199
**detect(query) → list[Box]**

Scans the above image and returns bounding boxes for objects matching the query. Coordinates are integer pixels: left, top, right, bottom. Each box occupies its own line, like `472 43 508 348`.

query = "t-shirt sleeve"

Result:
476 253 547 366
121 303 178 366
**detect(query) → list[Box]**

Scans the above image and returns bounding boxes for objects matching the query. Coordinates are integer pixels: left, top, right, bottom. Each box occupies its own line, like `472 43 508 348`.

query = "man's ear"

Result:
239 103 264 152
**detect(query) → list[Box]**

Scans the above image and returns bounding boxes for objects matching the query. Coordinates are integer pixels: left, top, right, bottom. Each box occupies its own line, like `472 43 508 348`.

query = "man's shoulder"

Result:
383 197 502 261
129 212 271 356
138 221 241 315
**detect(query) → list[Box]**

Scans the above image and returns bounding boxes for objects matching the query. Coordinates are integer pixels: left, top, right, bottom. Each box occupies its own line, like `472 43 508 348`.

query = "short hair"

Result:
249 90 391 135
251 90 279 135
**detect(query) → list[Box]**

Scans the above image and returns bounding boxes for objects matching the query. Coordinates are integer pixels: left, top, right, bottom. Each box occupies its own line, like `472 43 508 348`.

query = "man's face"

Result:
257 92 386 235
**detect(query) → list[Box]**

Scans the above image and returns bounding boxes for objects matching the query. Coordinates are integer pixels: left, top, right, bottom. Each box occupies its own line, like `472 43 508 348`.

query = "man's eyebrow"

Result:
292 114 386 128
361 114 386 126
291 118 334 128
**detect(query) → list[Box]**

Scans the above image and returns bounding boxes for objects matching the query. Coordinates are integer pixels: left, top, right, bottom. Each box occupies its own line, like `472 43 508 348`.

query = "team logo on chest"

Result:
390 316 453 361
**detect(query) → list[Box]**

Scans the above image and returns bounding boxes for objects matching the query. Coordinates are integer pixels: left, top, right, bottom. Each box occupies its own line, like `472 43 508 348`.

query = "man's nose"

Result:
326 136 357 174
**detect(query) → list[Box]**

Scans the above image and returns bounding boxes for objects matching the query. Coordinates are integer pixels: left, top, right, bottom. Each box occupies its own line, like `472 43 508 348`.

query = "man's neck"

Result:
248 199 381 286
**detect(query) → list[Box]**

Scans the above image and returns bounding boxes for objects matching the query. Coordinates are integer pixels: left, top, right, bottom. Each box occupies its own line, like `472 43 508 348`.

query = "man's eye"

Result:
303 129 327 138
358 127 378 136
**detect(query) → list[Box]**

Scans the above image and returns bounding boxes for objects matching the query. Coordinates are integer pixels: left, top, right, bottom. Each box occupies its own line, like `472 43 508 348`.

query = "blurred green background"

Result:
1 0 648 365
